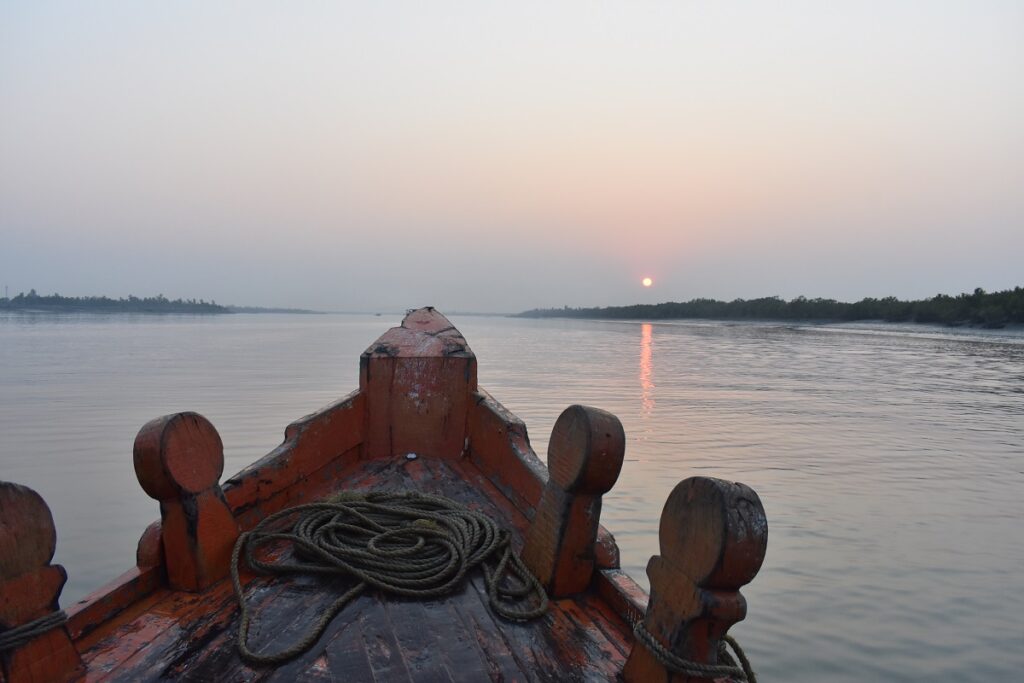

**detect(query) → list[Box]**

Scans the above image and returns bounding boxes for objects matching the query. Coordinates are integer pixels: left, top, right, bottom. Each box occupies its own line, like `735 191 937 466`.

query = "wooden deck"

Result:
77 458 632 682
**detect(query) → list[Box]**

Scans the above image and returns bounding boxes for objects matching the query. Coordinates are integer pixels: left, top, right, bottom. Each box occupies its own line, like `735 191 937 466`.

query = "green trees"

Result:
0 292 231 314
518 287 1024 327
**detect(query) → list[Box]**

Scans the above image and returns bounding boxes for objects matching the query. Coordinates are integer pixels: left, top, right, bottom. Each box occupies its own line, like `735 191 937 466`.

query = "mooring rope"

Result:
0 610 68 653
633 620 756 682
231 490 548 665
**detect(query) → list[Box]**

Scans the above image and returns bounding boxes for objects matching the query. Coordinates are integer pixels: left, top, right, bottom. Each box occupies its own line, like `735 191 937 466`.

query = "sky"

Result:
1 1 1021 313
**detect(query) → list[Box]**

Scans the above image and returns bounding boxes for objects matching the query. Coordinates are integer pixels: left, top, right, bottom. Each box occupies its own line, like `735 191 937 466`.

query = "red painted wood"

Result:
226 390 365 515
360 308 477 459
467 391 622 569
623 477 767 683
134 522 163 569
521 405 625 596
0 482 84 683
594 568 649 630
133 413 240 592
466 389 546 507
65 566 162 641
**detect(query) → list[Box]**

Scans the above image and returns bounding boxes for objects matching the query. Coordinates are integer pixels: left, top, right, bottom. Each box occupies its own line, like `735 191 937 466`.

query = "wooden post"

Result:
623 477 767 682
521 405 625 596
0 482 84 683
133 412 240 592
360 307 477 459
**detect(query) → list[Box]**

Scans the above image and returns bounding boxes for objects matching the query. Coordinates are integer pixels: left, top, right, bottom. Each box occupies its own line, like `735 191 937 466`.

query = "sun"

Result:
642 277 653 288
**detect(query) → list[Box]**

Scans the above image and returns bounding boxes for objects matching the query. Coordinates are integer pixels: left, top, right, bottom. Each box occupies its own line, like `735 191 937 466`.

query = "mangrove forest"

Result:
0 290 230 314
518 287 1024 328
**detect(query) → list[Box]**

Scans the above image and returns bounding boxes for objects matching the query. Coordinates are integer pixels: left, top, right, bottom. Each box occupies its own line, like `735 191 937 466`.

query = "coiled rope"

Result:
633 620 756 683
231 490 548 665
0 610 67 653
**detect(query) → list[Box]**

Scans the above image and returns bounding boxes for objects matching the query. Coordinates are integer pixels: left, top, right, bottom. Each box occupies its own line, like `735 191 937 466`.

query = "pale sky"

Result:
2 1 1021 312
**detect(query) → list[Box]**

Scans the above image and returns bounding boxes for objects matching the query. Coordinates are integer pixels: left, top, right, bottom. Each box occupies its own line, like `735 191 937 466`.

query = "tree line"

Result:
518 287 1024 328
0 290 231 314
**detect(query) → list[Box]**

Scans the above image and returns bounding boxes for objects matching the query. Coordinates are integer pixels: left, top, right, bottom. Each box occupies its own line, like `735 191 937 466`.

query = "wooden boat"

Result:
0 308 768 682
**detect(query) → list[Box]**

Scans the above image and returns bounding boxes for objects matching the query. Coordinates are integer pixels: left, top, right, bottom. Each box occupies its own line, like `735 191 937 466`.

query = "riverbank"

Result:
518 287 1024 329
0 291 230 314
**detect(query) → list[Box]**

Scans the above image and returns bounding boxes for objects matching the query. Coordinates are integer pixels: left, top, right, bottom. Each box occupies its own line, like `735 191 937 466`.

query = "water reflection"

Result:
640 323 655 415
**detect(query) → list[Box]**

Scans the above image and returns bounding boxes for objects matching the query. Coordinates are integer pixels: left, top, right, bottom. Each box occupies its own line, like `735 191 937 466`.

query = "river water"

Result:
1 312 1021 681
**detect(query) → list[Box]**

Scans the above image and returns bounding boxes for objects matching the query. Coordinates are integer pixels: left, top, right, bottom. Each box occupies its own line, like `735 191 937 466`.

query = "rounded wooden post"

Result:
133 412 240 592
0 482 84 682
521 405 625 597
623 477 767 682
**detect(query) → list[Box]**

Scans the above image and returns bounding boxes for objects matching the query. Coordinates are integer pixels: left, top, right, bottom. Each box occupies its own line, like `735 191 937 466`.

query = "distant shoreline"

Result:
517 287 1023 329
225 306 323 314
0 291 331 315
1 291 230 314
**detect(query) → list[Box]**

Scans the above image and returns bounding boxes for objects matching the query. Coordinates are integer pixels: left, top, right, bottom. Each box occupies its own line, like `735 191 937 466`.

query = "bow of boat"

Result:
0 308 767 683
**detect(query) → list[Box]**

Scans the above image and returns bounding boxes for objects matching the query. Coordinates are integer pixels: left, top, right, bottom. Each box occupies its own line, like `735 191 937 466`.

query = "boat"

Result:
0 308 768 682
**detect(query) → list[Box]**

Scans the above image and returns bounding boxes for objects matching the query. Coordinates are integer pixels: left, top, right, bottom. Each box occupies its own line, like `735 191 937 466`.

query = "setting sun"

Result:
642 277 653 288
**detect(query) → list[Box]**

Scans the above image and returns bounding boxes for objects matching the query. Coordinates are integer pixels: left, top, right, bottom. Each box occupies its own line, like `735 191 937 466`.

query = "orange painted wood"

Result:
0 481 84 683
65 566 163 642
225 390 365 516
623 477 768 683
360 308 477 459
466 389 546 507
467 389 622 569
135 521 163 569
594 568 649 631
521 405 625 596
133 412 240 592
72 456 643 681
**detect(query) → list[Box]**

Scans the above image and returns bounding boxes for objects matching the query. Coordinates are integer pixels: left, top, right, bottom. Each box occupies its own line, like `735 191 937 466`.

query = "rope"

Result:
231 490 548 665
0 610 68 653
633 620 756 682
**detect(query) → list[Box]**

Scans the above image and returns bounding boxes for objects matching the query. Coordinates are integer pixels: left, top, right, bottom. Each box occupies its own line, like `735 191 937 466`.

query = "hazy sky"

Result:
2 2 1021 312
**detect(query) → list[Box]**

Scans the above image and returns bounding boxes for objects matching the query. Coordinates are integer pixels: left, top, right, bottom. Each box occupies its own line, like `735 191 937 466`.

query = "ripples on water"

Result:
1 312 1021 681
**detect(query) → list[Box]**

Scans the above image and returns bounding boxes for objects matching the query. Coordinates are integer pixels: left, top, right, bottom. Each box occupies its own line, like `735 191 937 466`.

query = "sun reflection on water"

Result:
640 323 655 415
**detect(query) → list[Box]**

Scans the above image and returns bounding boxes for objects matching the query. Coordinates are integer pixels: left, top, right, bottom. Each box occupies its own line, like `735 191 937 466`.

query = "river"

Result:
1 311 1021 681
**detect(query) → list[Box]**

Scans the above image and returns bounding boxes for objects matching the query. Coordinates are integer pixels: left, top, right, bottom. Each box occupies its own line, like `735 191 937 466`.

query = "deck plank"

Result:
261 589 370 683
446 576 531 682
76 456 635 682
105 580 242 682
386 598 455 682
359 596 413 682
463 574 561 683
557 598 628 677
575 593 634 659
318 594 376 682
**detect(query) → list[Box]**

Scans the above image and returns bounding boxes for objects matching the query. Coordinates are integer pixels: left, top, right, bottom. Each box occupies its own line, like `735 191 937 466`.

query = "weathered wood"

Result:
74 454 641 681
594 568 648 634
224 390 365 519
466 389 547 509
65 566 162 641
360 308 477 459
0 481 84 683
521 405 625 596
623 477 767 683
135 521 163 569
133 412 240 592
467 391 621 569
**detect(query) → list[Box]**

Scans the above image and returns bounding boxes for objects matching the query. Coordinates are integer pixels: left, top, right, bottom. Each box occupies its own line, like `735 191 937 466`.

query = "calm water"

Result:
1 312 1022 681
